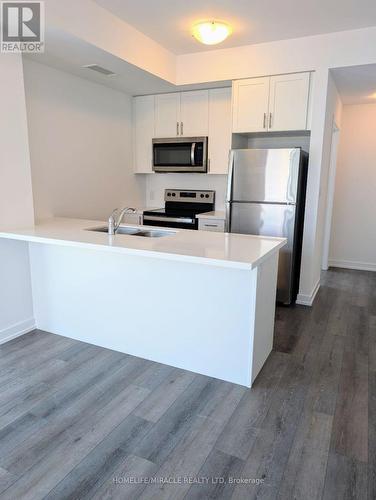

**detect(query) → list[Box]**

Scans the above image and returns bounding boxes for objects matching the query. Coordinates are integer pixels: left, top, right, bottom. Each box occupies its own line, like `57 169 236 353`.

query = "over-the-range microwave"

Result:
152 137 208 173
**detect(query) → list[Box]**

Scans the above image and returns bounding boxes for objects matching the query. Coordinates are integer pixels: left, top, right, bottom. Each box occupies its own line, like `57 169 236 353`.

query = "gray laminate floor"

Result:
0 268 374 499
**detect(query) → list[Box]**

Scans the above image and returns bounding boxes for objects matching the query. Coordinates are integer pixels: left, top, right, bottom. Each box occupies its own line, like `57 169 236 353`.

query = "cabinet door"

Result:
133 95 154 173
232 77 270 133
208 87 232 174
268 72 310 131
180 90 209 137
155 93 180 137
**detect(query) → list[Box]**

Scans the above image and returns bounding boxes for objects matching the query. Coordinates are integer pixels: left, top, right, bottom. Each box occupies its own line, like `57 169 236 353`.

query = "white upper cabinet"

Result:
232 72 311 133
208 87 232 174
232 77 270 133
180 90 209 137
155 93 180 137
268 73 310 132
133 95 155 173
154 90 209 138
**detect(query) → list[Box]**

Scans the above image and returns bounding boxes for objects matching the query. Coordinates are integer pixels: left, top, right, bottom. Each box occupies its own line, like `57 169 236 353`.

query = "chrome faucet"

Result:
108 207 136 235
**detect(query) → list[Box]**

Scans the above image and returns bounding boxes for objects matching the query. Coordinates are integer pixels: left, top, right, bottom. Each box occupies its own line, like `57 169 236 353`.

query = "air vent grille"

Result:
83 64 116 76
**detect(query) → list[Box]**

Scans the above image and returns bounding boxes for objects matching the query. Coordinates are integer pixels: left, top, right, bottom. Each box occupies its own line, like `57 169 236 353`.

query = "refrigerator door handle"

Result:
226 150 235 203
225 202 232 232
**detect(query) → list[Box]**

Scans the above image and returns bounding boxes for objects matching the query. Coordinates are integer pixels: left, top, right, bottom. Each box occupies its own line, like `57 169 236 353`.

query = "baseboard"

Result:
296 279 320 306
329 259 376 272
0 318 36 345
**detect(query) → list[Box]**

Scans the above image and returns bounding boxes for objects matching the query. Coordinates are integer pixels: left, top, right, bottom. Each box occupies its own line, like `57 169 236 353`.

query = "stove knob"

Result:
167 193 171 196
200 194 205 198
205 194 210 198
172 193 176 197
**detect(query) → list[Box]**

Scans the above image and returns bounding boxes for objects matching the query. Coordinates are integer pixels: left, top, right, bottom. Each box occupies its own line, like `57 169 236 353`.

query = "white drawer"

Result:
198 219 225 232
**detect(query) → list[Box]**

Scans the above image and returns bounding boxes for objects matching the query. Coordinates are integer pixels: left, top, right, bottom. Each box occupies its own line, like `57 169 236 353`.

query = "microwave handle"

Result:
191 142 196 166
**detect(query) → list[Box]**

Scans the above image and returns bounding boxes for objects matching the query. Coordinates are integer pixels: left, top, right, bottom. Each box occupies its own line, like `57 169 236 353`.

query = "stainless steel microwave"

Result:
152 137 208 173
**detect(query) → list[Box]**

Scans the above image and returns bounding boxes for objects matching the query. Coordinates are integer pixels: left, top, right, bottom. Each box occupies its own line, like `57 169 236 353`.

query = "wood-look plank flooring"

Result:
0 268 374 499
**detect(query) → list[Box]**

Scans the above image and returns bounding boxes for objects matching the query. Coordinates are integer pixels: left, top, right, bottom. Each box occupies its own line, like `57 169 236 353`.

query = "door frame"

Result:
322 121 340 271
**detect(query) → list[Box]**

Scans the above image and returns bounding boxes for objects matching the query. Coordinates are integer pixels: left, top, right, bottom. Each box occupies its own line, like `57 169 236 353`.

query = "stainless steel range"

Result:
143 189 215 230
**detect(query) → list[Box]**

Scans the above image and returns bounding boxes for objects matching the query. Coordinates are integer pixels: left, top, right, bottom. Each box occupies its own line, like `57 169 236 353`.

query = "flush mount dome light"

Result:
192 21 232 45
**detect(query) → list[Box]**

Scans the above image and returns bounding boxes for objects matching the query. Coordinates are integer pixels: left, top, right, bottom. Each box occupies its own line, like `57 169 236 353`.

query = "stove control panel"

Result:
164 190 215 204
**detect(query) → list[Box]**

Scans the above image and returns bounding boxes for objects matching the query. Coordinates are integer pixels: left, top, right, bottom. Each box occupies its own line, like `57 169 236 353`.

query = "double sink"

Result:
87 226 175 238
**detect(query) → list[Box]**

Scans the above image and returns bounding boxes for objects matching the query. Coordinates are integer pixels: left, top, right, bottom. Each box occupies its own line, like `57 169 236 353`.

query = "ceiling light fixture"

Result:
192 21 232 46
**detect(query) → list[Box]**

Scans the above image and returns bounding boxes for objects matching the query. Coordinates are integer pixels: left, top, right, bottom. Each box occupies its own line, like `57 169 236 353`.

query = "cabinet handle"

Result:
269 113 273 129
208 158 211 172
263 113 267 129
180 122 183 136
204 224 219 228
176 122 179 136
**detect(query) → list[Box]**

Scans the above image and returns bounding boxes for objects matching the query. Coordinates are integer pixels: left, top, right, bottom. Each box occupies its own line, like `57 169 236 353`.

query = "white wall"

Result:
176 27 376 85
0 54 35 342
145 174 228 210
329 103 376 271
312 74 342 280
23 59 145 221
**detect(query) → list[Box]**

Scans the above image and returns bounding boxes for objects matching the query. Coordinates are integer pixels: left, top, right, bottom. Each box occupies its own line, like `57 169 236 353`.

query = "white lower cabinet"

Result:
198 219 225 232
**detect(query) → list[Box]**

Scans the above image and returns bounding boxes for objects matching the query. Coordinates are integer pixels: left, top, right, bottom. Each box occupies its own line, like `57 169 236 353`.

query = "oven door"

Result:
152 137 207 173
143 215 198 230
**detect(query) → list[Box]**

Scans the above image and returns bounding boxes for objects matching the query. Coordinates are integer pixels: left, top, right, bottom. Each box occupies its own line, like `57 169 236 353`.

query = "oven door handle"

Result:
143 215 195 224
191 143 196 166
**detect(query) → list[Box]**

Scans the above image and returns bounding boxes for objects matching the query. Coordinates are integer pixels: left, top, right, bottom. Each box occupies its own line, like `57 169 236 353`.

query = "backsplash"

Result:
145 174 228 209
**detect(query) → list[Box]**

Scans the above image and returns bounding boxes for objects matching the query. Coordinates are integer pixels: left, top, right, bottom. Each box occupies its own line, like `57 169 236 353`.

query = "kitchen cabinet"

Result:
133 95 155 173
232 77 270 133
180 90 209 136
198 218 225 232
155 90 209 138
197 211 226 232
232 72 311 133
208 87 232 174
155 93 180 137
268 73 310 132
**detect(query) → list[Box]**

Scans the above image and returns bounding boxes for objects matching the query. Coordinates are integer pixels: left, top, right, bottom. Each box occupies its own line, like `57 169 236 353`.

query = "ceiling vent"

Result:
83 64 116 76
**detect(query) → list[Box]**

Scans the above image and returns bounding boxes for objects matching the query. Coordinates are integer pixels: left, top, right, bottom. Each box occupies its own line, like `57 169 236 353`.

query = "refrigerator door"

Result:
228 148 301 204
229 201 296 304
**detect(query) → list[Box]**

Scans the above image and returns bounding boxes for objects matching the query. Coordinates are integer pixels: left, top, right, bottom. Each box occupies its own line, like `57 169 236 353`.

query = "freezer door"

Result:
229 148 301 203
230 202 296 304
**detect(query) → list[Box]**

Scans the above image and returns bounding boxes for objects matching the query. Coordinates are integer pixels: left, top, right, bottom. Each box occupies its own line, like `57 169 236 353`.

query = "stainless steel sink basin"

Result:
86 226 175 238
136 230 174 238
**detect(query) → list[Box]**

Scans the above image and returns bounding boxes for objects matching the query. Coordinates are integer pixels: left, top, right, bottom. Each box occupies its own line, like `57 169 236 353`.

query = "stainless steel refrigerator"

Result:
226 148 308 305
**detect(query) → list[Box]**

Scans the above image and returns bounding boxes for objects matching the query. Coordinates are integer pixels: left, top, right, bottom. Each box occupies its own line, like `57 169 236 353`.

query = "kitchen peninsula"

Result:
0 218 285 387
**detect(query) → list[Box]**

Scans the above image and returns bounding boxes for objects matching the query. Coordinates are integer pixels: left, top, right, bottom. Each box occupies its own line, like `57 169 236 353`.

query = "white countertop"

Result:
0 218 286 270
196 210 226 220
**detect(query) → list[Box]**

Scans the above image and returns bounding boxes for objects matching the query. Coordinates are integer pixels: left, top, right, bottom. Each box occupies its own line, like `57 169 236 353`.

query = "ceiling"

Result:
26 27 231 96
332 64 376 104
94 0 376 55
